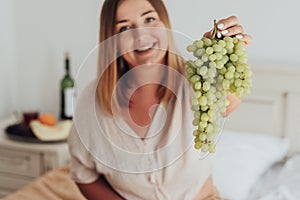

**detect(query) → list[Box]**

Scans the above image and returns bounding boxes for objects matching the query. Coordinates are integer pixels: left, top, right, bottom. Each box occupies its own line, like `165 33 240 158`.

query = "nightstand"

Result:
0 117 70 198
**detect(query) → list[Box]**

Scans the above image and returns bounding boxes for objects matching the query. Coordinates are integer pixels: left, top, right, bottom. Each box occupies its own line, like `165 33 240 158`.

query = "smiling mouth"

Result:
134 42 156 53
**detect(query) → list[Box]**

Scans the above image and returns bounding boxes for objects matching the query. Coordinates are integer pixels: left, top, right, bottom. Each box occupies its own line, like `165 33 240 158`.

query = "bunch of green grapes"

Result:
186 20 252 153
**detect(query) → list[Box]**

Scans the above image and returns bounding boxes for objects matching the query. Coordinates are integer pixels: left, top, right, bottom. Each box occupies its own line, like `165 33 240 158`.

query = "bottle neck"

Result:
65 58 70 75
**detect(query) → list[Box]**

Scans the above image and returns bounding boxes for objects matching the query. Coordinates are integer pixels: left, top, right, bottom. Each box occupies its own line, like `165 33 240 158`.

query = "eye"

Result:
145 17 155 23
119 26 131 33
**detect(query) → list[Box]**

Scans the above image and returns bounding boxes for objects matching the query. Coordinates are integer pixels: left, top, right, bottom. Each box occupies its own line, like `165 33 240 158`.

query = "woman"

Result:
68 0 252 199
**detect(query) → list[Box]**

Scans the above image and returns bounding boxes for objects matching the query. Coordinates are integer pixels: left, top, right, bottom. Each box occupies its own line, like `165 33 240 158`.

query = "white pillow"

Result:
212 129 289 200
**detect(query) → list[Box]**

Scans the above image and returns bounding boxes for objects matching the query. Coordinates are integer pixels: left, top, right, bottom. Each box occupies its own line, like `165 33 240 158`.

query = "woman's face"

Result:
115 0 168 68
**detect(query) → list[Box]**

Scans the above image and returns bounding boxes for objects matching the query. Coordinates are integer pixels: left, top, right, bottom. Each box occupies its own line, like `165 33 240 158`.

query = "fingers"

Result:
203 29 214 38
202 16 252 46
217 16 239 31
236 34 253 47
220 25 244 37
216 15 252 46
216 16 240 38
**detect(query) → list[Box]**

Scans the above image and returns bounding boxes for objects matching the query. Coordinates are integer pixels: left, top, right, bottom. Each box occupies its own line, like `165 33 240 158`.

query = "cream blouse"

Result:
68 79 216 200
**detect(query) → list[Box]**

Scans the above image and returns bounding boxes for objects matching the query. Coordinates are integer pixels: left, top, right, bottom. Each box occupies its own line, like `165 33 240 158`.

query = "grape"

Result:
193 130 199 136
199 96 208 106
200 113 209 121
234 79 243 87
194 91 202 98
206 47 214 55
198 66 208 76
192 98 199 106
201 54 209 62
230 54 239 62
212 44 222 52
194 81 202 90
194 111 201 119
209 54 217 61
195 59 204 67
199 121 208 129
195 40 204 48
185 19 252 153
187 44 197 52
222 79 230 89
202 81 211 91
215 53 223 60
236 65 245 72
225 71 234 79
194 48 205 57
209 61 217 68
190 74 200 83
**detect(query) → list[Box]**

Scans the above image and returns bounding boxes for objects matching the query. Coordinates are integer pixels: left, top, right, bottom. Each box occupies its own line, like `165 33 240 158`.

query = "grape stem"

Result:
212 19 217 40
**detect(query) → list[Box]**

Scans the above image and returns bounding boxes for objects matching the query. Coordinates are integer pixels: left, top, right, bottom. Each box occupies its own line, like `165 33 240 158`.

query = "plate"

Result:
5 123 67 143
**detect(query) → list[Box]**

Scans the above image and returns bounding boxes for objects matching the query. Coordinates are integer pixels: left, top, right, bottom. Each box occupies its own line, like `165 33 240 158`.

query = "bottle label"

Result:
64 88 73 117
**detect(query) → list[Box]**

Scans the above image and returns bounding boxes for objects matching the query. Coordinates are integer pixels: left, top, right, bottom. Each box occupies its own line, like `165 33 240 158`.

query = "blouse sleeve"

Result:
68 124 100 184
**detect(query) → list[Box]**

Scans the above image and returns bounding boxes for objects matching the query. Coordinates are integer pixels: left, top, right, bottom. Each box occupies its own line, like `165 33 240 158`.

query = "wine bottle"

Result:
60 52 74 120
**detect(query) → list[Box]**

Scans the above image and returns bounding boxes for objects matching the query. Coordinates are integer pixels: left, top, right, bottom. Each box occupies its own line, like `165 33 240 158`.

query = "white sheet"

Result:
249 155 300 200
213 129 289 200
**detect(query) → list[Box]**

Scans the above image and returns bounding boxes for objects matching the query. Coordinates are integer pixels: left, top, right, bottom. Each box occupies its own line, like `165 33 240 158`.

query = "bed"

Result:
3 64 300 200
213 63 300 200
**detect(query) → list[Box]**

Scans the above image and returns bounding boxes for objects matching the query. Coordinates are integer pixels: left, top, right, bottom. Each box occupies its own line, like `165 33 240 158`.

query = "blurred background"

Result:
1 0 300 119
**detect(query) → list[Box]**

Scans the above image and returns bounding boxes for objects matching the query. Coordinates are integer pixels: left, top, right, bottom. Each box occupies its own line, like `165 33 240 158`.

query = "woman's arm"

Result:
224 93 241 117
194 175 214 200
77 175 125 200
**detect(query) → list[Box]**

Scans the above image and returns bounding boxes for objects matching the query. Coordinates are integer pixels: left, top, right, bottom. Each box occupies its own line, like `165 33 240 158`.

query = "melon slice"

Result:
30 120 72 141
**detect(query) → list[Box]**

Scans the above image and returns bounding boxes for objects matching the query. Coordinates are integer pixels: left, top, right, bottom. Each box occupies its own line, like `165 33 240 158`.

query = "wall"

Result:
0 0 300 118
164 0 300 65
0 0 17 118
13 0 101 117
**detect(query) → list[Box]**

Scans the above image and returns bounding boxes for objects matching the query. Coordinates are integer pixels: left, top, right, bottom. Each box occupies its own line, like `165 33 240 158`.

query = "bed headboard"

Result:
223 63 300 154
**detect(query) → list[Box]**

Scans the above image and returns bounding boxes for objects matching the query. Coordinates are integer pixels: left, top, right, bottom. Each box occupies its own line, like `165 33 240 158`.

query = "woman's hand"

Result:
203 16 252 46
223 93 241 117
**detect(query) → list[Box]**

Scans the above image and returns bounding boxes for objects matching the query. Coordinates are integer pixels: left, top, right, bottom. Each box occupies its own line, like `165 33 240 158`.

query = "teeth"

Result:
136 43 154 51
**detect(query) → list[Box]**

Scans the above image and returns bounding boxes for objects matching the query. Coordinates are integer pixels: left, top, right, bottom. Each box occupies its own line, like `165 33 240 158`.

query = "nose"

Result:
133 28 152 45
133 28 145 42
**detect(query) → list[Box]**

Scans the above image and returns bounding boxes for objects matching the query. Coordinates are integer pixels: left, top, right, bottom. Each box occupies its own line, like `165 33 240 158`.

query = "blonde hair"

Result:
97 0 185 115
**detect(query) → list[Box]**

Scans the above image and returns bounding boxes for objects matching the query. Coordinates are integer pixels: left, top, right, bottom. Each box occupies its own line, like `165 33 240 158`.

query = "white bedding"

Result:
249 155 300 200
213 129 290 200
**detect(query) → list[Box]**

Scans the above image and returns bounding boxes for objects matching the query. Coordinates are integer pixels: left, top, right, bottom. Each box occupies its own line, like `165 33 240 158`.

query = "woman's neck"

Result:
129 84 161 107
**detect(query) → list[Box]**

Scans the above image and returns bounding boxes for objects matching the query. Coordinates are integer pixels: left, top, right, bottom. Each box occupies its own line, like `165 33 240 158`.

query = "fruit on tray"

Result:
39 113 57 126
30 120 72 141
